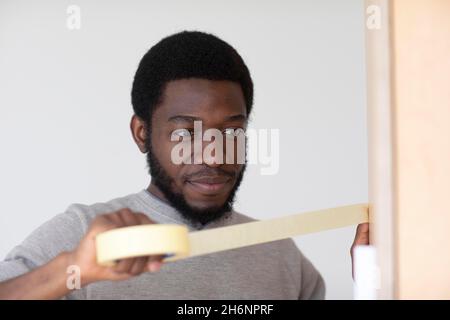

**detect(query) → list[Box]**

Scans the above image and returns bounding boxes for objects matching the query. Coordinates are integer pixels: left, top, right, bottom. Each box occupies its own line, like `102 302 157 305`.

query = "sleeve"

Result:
298 251 326 300
0 209 85 284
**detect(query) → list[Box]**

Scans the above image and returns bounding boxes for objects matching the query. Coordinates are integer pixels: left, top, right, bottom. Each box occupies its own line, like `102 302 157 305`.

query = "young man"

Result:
0 31 369 299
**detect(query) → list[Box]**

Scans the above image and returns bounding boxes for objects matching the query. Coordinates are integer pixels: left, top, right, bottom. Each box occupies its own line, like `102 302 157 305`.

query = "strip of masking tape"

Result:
96 203 369 266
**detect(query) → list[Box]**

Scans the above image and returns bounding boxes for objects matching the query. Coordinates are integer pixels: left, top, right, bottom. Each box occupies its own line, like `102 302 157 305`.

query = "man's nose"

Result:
192 136 224 168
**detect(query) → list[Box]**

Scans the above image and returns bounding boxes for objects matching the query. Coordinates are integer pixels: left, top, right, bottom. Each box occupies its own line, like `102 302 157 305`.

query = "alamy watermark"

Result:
170 121 279 176
366 4 381 30
66 264 81 290
66 5 81 30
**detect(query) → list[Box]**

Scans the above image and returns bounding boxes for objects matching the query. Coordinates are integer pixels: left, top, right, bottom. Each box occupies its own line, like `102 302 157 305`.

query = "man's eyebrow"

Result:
226 114 247 122
167 115 202 123
167 114 247 123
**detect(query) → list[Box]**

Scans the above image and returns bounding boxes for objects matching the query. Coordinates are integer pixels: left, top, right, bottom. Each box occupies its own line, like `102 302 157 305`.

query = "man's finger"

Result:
129 257 148 275
353 223 370 245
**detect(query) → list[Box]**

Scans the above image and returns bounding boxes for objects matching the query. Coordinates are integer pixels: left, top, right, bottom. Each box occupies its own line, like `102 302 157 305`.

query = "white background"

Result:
0 0 367 299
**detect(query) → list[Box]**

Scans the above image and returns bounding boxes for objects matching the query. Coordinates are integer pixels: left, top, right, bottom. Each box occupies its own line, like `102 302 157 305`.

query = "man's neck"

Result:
147 182 168 204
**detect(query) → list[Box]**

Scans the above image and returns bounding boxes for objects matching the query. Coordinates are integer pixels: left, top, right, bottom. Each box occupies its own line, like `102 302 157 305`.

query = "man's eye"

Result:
172 129 193 139
223 128 245 137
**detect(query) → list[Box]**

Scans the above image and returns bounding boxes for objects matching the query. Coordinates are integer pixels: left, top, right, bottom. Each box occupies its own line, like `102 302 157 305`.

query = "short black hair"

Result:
131 31 254 124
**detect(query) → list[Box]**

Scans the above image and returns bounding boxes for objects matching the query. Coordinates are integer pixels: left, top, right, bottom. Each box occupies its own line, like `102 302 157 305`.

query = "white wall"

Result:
0 0 367 299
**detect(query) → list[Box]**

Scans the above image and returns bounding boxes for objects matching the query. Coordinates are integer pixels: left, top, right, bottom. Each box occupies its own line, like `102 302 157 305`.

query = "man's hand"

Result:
68 208 164 286
350 222 370 278
0 208 164 299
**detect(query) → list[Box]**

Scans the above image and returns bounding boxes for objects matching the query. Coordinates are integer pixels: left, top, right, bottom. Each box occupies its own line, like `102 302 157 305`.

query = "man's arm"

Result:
0 209 163 300
0 251 75 299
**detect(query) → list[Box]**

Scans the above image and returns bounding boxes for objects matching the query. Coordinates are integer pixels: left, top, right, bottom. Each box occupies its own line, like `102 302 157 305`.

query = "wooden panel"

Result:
390 0 450 299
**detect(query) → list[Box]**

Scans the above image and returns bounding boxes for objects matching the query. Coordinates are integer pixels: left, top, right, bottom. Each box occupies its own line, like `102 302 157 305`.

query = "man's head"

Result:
130 31 253 225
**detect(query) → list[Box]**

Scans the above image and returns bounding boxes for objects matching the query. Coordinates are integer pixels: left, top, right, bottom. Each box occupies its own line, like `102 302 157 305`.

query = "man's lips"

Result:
186 176 232 194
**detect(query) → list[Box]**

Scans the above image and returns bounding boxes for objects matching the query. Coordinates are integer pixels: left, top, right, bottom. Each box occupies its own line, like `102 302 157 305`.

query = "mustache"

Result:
183 166 237 181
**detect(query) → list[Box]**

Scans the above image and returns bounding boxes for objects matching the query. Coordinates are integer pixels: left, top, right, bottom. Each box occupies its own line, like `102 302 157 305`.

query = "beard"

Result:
145 138 246 226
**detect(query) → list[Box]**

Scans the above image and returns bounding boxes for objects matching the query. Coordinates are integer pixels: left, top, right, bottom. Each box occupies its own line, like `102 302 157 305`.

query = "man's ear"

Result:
130 114 148 153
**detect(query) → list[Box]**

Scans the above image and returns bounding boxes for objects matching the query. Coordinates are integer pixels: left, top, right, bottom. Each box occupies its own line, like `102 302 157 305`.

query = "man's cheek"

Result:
157 142 178 165
160 150 185 186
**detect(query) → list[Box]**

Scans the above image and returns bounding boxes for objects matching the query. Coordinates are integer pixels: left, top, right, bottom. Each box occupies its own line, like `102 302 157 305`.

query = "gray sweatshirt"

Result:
0 189 325 299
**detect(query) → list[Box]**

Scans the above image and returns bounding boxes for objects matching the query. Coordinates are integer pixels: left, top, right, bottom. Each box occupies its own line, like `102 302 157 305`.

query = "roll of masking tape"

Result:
96 203 369 266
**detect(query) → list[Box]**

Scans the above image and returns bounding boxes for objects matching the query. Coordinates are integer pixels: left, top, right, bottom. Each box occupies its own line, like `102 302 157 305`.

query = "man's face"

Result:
146 78 247 224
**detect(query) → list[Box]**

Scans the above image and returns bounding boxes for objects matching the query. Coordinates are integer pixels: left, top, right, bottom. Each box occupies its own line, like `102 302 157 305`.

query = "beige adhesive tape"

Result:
96 203 369 266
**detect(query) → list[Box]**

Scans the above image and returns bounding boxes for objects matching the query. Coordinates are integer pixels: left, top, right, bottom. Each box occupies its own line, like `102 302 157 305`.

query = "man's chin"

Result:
184 198 228 212
186 201 231 215
181 207 231 226
159 187 232 225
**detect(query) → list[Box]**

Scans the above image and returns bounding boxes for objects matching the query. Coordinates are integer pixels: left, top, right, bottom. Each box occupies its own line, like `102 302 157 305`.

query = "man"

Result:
0 31 369 299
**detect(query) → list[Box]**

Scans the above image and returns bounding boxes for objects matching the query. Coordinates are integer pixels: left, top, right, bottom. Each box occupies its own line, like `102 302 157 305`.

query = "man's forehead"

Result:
159 78 247 118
